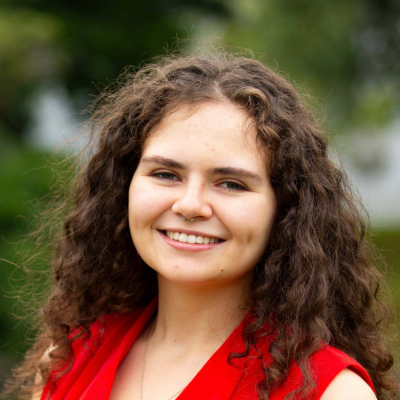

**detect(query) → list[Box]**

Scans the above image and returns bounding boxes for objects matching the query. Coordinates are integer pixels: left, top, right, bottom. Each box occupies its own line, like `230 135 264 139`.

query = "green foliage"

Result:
0 133 66 359
0 9 65 136
221 0 399 129
371 229 400 310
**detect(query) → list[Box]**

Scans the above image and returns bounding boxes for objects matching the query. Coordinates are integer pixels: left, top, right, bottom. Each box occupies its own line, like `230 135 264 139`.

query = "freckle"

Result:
174 339 177 342
221 269 224 272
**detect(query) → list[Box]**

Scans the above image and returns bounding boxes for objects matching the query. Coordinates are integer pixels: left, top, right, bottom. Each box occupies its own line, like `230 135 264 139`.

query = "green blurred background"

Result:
1 0 399 390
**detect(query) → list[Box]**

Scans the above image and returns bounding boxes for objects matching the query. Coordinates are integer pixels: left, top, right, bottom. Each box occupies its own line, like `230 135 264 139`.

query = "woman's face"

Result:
129 101 277 288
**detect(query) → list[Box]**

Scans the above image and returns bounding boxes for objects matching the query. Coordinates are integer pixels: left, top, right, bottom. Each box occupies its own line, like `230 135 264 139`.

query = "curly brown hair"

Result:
2 48 398 400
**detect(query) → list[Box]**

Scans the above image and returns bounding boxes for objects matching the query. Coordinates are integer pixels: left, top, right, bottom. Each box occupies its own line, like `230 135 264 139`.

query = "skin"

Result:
320 369 377 400
128 102 277 290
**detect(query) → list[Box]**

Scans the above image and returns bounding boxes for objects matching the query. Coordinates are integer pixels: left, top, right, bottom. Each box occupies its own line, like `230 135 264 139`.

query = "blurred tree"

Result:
0 0 229 140
1 0 400 139
0 132 65 366
0 9 65 137
358 0 400 81
221 0 400 130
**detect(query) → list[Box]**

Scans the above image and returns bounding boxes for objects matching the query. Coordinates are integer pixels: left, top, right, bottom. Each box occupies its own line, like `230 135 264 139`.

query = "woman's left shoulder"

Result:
320 368 376 400
260 344 376 400
310 345 376 399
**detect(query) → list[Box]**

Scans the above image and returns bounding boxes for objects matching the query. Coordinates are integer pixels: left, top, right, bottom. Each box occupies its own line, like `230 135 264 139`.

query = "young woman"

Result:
2 50 398 400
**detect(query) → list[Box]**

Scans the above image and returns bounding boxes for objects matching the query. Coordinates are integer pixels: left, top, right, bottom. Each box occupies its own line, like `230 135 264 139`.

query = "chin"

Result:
158 269 218 285
155 265 251 290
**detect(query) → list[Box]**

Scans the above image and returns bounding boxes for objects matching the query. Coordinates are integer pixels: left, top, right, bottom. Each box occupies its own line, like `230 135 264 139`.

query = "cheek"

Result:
224 198 276 246
128 180 158 239
129 180 161 219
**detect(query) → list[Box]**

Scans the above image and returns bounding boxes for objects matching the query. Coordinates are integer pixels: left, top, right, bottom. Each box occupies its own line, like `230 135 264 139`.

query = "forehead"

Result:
142 102 266 165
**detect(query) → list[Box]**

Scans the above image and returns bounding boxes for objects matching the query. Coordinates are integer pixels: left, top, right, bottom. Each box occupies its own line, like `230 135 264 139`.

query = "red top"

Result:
41 298 375 400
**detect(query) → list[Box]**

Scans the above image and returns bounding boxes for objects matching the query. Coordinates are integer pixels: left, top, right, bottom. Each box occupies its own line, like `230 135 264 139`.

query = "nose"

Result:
171 179 213 221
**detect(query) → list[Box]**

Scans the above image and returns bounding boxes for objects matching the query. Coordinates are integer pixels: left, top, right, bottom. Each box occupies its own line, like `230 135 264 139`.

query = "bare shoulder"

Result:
320 369 376 400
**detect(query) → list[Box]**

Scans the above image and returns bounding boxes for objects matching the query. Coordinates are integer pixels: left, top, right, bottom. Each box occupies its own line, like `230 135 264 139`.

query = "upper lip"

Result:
159 228 224 240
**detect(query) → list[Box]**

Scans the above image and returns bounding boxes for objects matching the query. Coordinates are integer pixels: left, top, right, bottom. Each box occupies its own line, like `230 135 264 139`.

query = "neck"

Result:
152 275 252 349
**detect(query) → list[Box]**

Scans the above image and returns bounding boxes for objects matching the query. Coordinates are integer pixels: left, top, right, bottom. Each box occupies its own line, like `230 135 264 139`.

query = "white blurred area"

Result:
339 119 400 229
26 83 85 152
26 85 400 228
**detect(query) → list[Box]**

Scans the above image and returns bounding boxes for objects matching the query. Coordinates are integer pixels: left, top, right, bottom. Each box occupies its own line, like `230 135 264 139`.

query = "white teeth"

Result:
165 231 220 245
188 235 196 243
179 233 188 243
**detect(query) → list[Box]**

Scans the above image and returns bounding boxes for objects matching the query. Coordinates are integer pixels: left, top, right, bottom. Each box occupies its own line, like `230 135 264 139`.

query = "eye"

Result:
151 171 179 181
219 181 247 191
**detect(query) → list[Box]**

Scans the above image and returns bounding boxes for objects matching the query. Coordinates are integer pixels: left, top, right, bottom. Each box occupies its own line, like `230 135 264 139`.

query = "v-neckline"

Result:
57 297 261 400
118 298 254 400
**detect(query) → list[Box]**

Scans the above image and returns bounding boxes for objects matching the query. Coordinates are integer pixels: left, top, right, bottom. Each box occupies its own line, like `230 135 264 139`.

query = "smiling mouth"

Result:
161 230 223 245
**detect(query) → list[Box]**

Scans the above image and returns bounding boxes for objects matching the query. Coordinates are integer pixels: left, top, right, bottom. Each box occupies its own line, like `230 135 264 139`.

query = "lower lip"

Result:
158 231 224 252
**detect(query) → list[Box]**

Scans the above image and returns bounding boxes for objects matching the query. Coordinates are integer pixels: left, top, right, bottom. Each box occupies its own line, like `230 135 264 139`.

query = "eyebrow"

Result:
141 156 186 170
140 156 263 183
210 167 263 183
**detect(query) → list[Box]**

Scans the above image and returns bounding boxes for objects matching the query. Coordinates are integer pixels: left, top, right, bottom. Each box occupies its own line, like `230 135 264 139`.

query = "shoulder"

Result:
310 345 374 386
320 369 377 400
310 345 376 399
258 343 376 400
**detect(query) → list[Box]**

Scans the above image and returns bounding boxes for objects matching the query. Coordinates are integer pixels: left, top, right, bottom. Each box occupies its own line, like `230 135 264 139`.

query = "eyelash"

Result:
152 172 178 181
150 172 247 192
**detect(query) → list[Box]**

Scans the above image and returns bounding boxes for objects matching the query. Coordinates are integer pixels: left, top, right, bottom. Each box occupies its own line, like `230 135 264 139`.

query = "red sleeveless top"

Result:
41 298 374 400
